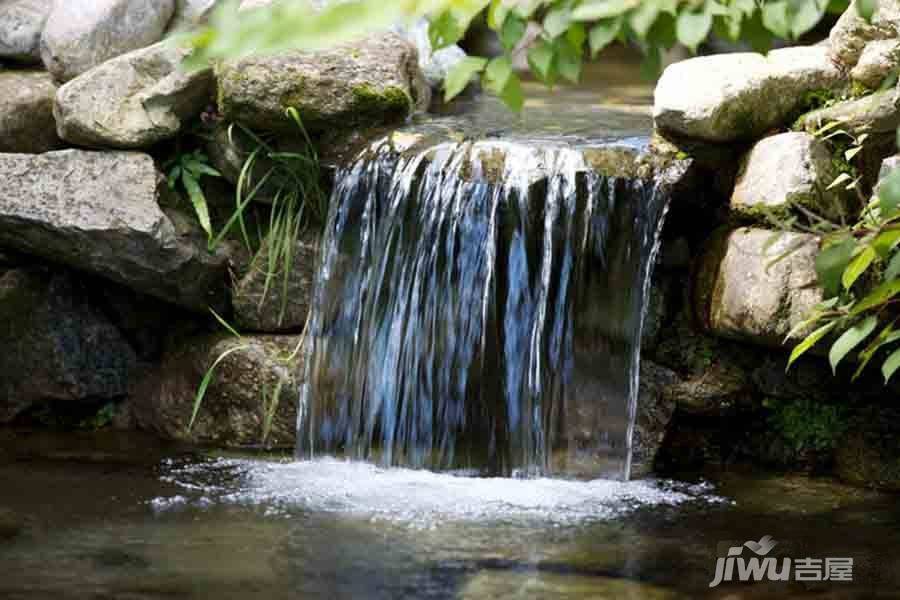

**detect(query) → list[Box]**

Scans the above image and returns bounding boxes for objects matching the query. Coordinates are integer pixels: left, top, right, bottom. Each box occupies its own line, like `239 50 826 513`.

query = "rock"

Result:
829 0 900 68
631 361 679 478
0 0 52 63
663 361 751 416
133 333 301 446
217 33 430 134
233 230 319 332
879 153 900 180
167 0 217 32
40 0 175 83
0 507 21 539
653 46 844 142
694 228 824 348
731 132 848 222
54 41 213 149
0 150 228 312
851 39 900 89
796 86 900 136
0 70 62 153
835 407 900 491
394 19 466 90
0 264 137 423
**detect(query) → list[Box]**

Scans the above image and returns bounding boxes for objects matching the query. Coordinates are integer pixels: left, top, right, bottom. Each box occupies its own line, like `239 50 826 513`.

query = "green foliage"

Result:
165 149 222 244
185 0 844 113
781 122 900 382
769 397 849 453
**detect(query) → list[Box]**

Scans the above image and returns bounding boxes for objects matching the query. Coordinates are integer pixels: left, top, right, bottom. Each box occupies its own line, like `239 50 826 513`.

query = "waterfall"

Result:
297 139 669 480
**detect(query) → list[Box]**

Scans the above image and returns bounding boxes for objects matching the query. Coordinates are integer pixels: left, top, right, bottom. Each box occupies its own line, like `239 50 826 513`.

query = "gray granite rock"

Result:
0 0 52 63
0 70 62 153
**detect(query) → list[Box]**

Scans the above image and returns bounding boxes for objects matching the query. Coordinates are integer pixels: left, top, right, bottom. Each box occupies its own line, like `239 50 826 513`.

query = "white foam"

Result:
154 458 721 527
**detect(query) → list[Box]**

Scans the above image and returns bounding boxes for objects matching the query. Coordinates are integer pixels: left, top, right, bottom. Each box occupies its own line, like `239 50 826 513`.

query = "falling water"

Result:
297 139 669 480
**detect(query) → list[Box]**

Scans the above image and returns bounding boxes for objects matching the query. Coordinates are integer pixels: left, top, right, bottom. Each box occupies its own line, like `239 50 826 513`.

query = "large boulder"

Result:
694 228 824 348
132 333 301 446
40 0 175 83
731 132 848 222
829 0 900 69
835 407 900 491
166 0 217 32
0 264 137 423
233 230 319 332
0 0 52 63
653 46 844 142
54 41 213 149
0 150 228 312
0 70 62 153
216 33 429 134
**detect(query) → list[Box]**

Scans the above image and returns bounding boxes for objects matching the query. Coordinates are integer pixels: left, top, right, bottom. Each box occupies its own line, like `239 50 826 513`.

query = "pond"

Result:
1 429 898 599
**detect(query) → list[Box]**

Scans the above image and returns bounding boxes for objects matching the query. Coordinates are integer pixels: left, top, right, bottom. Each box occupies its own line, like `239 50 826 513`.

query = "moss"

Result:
350 84 412 121
849 80 874 99
768 397 849 454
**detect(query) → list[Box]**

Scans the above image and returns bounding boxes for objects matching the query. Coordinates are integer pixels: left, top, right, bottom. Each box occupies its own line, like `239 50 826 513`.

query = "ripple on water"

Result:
152 457 724 527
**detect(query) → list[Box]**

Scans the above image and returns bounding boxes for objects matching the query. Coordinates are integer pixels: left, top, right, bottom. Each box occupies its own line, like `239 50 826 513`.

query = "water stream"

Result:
298 139 669 479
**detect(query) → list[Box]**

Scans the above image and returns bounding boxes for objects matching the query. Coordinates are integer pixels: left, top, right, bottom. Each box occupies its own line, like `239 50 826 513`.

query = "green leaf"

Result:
743 7 775 52
167 166 181 189
527 39 556 84
762 0 791 38
829 315 878 373
789 0 827 38
816 237 857 298
555 38 582 83
856 0 877 22
487 0 509 29
844 145 863 161
544 6 571 38
851 278 900 314
184 159 222 178
827 172 854 190
566 22 587 51
628 1 659 38
853 320 900 380
877 167 900 216
483 55 513 93
429 11 464 50
589 17 622 56
676 7 713 52
444 56 488 101
872 228 900 258
788 321 838 370
181 170 213 240
885 251 900 281
572 0 637 21
640 44 662 80
843 245 876 290
512 0 542 18
500 14 526 51
498 71 524 112
883 347 900 382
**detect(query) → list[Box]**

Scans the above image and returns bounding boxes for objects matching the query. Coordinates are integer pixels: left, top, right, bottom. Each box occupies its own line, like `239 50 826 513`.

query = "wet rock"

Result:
217 33 430 134
0 0 52 63
851 39 900 89
631 361 679 478
0 507 21 539
0 70 62 153
796 86 900 137
694 228 823 348
835 407 900 491
0 265 137 423
54 41 214 149
731 132 847 222
40 0 175 83
653 46 843 142
829 0 900 68
133 333 301 446
0 150 228 312
233 230 319 332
